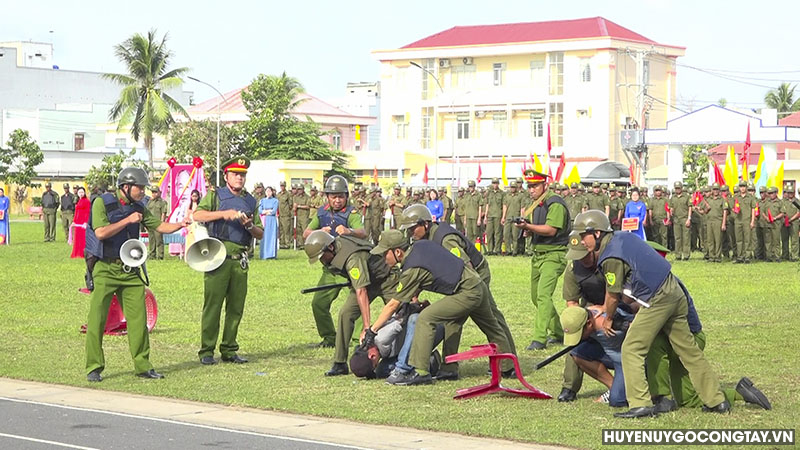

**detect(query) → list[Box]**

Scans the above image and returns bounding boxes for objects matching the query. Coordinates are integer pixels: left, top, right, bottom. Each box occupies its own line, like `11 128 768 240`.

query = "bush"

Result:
32 196 42 207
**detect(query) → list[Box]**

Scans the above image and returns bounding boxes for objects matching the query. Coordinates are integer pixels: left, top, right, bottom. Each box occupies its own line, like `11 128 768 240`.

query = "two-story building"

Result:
372 17 685 185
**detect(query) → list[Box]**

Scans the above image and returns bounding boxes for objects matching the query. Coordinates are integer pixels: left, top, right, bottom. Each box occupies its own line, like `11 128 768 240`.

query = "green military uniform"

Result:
484 179 504 254
309 189 324 218
720 188 736 259
145 188 168 259
755 188 768 260
502 184 525 255
731 182 757 263
608 191 624 230
276 183 293 249
454 189 466 234
785 187 800 261
60 184 76 241
668 183 693 260
439 189 453 224
649 188 669 246
253 182 266 205
293 187 311 249
527 187 569 346
41 184 59 242
694 188 708 259
595 233 725 410
463 182 484 244
388 187 406 229
586 183 609 215
564 184 587 221
699 186 727 262
196 162 260 362
764 187 785 262
368 190 385 244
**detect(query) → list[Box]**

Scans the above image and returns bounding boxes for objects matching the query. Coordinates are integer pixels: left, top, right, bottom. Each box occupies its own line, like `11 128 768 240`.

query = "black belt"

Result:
101 258 124 265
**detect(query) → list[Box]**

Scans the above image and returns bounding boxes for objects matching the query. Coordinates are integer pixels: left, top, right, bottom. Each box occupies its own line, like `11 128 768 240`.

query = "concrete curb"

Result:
0 378 565 450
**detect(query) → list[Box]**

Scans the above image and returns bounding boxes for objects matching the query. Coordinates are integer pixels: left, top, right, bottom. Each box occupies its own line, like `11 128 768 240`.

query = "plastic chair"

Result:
79 288 158 335
444 343 552 400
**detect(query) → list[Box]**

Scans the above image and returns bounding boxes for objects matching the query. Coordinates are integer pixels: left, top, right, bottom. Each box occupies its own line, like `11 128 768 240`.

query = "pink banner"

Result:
158 164 207 228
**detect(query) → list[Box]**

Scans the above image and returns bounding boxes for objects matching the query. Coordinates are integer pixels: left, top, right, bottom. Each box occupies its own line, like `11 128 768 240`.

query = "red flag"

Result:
692 191 704 206
740 122 751 180
373 166 379 184
664 202 671 214
522 159 528 177
713 162 725 185
422 163 429 185
629 165 636 185
554 152 566 182
546 122 552 156
767 208 774 223
477 163 482 183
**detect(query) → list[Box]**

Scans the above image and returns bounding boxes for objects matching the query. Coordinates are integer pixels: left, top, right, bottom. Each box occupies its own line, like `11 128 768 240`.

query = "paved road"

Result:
0 397 364 450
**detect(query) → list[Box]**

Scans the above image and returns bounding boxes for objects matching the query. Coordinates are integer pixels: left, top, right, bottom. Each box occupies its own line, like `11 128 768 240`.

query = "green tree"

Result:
0 129 44 213
104 29 190 169
682 144 711 189
167 120 236 184
764 82 800 116
237 73 351 178
85 149 150 191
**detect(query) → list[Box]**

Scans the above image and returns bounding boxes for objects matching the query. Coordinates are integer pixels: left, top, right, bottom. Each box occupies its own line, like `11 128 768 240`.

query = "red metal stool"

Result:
79 288 158 335
445 343 552 400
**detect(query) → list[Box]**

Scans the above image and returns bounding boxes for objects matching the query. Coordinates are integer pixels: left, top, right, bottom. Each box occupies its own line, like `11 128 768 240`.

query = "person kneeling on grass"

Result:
349 301 444 380
364 230 513 386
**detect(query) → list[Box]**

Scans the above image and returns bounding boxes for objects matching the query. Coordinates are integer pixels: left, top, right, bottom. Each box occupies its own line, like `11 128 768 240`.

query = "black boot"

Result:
325 362 348 377
614 406 658 418
85 271 94 291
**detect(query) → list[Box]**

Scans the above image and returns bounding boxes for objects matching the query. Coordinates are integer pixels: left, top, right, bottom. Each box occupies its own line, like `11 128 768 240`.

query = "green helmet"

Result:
304 230 335 264
399 204 432 230
117 167 149 187
323 175 349 194
572 210 613 233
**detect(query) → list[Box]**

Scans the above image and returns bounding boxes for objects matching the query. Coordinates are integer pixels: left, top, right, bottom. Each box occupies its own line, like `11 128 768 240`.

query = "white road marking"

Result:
0 397 372 450
0 432 99 450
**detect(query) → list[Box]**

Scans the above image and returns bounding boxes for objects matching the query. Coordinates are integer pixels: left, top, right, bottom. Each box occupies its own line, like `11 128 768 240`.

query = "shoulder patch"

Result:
348 267 360 281
396 281 403 293
605 272 616 286
449 247 461 258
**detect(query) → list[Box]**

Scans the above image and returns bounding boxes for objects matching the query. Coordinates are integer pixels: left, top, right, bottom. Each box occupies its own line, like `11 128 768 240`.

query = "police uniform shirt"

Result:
526 190 569 251
338 250 399 298
91 193 161 235
307 207 364 230
196 188 259 255
596 233 630 295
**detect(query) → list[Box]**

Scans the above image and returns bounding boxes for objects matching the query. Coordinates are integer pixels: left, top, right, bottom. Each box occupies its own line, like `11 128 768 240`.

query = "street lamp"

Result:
187 76 226 186
409 61 444 188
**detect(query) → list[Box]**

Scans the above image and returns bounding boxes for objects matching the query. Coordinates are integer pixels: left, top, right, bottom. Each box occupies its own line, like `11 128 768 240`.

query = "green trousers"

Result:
734 221 753 261
755 226 766 260
279 214 292 248
650 220 668 247
648 331 737 407
503 222 518 254
530 250 566 344
673 218 691 259
765 223 782 261
705 220 723 261
621 275 724 409
563 354 583 391
85 260 152 375
311 268 347 346
61 210 74 240
790 222 799 260
369 216 383 245
200 258 248 358
454 214 465 234
465 217 480 245
485 217 502 253
334 288 383 363
148 229 164 259
408 280 511 372
43 208 57 241
296 215 310 249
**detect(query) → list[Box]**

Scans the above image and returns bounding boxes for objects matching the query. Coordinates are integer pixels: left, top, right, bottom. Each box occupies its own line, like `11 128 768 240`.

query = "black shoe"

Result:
526 340 546 350
736 377 772 410
85 272 94 291
222 354 248 364
501 368 517 379
546 337 564 345
557 388 577 402
702 400 731 414
311 340 335 349
614 406 658 418
393 370 433 386
429 350 442 377
653 396 678 413
200 356 218 365
87 369 102 382
325 362 348 377
433 370 459 381
136 369 164 379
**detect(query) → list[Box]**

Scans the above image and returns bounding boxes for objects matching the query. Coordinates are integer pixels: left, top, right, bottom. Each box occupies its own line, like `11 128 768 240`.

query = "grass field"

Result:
1 219 798 449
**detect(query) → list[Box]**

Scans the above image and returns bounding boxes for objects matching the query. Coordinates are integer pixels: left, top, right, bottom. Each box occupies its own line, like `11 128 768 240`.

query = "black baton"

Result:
533 345 577 371
300 282 350 294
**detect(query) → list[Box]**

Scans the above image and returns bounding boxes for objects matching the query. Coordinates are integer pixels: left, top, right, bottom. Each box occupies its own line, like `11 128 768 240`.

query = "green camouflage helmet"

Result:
572 210 613 233
399 204 432 230
323 175 349 194
304 230 335 264
117 167 149 187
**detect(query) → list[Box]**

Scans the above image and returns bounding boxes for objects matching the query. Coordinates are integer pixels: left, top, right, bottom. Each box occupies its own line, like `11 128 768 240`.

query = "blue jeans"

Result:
571 339 627 407
392 313 444 374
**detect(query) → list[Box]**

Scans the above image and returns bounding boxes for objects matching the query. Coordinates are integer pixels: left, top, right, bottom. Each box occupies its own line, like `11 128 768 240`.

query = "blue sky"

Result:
4 0 799 110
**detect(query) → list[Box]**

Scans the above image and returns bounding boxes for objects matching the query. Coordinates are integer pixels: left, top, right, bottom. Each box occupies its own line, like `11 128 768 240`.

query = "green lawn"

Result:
1 220 798 449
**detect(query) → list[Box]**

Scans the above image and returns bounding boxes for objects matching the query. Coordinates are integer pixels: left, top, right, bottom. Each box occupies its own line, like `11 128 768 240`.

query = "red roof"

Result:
402 17 678 49
779 110 800 127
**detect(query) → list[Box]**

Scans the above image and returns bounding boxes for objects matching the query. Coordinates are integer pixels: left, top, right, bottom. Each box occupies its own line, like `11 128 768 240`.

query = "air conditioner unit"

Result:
463 57 474 65
439 59 450 68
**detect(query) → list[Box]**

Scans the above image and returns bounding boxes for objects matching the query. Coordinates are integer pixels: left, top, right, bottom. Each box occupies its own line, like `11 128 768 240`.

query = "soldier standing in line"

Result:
787 186 800 261
145 186 168 259
586 182 610 217
276 181 292 249
781 181 798 260
463 180 483 245
731 181 757 263
694 186 708 260
667 181 693 260
501 181 524 256
754 186 768 260
308 186 323 218
293 184 311 249
764 187 785 262
608 187 624 230
564 183 587 224
719 185 736 260
252 182 266 204
41 182 60 242
454 187 466 234
60 183 76 241
484 178 504 255
441 186 454 224
648 186 670 246
368 187 384 245
387 184 406 229
699 183 727 263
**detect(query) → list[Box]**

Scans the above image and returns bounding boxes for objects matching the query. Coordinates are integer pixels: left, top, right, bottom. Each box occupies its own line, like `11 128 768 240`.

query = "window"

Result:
580 58 591 83
354 169 398 178
549 103 563 147
291 178 313 187
530 110 545 138
421 58 435 100
393 115 408 140
332 132 341 150
421 107 432 149
493 112 507 137
74 133 85 151
450 64 476 89
493 63 505 86
114 138 126 148
457 114 470 139
548 52 564 95
530 57 546 89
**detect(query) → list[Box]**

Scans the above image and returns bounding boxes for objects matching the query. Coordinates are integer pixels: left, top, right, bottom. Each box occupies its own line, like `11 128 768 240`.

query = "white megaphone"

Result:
185 222 226 272
120 239 148 268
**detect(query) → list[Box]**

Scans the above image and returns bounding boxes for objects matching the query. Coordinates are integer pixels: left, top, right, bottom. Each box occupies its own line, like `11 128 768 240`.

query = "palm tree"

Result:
764 82 800 116
103 30 189 168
